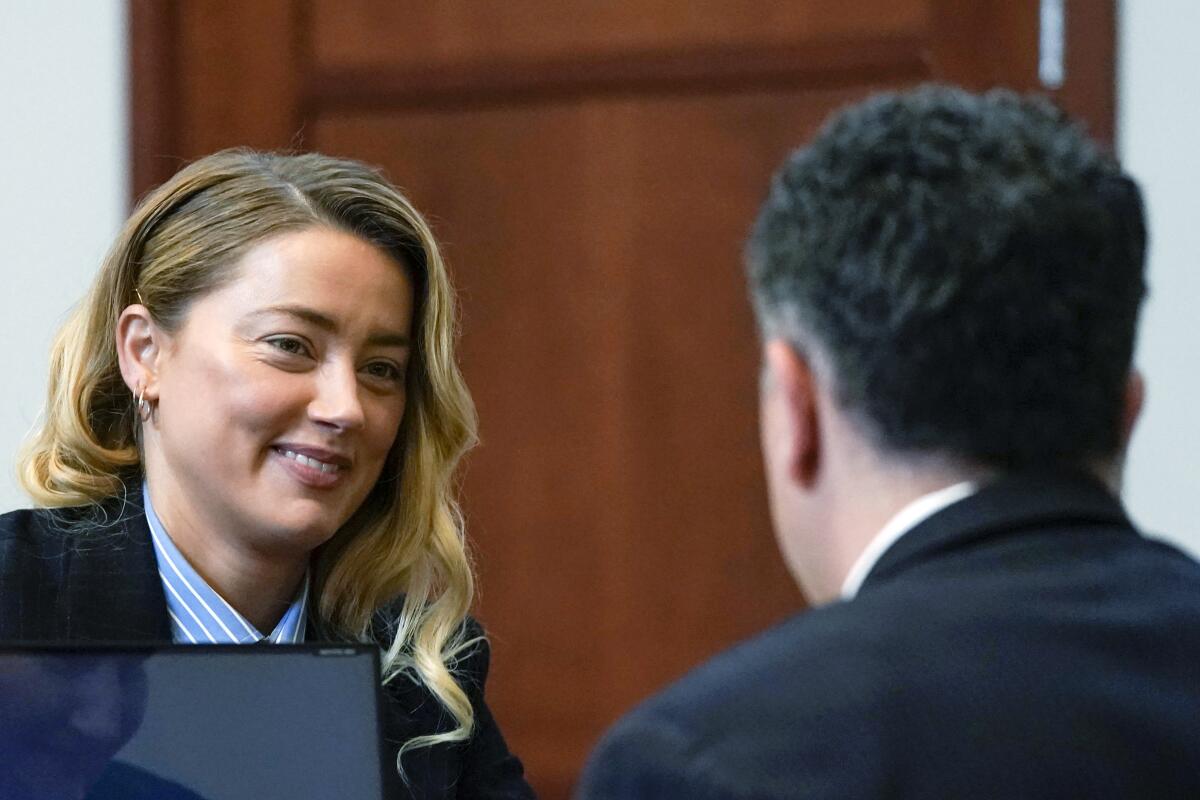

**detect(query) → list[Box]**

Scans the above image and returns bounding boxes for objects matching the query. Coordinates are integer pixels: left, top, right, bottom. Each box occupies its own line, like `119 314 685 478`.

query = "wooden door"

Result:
131 3 1115 795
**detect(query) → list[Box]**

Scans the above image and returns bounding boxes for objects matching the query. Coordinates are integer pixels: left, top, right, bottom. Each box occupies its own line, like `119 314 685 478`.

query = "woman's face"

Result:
144 226 413 555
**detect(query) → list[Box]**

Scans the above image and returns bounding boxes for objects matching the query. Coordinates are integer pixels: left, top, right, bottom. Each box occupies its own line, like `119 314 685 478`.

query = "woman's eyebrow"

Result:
252 303 337 330
248 304 410 347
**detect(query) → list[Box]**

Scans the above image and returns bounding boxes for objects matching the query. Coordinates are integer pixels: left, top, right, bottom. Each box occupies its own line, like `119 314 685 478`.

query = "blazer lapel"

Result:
860 470 1134 594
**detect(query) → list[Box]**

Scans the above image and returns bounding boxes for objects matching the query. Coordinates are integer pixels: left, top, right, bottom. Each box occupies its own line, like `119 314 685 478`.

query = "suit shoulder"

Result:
0 508 63 610
580 606 893 798
650 604 887 714
0 497 142 550
0 505 79 556
0 505 52 540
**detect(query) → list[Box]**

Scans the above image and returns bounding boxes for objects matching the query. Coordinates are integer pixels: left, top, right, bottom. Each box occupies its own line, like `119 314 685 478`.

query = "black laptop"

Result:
0 644 387 800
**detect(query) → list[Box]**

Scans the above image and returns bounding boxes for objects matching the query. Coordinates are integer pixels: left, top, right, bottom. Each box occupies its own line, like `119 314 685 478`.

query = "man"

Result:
578 86 1200 798
0 653 206 800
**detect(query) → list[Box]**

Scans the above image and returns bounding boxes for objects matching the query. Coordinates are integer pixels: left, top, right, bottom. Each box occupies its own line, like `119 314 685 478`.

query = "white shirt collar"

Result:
839 481 978 600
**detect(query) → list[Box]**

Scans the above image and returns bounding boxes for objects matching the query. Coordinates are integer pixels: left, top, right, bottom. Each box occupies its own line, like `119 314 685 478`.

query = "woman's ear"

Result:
116 304 163 400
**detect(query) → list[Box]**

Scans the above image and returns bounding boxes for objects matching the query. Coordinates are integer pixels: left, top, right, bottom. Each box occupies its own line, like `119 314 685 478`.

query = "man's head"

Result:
747 86 1147 597
0 653 149 798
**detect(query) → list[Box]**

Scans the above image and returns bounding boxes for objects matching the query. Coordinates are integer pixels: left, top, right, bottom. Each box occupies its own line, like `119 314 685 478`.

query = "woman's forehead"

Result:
201 228 414 330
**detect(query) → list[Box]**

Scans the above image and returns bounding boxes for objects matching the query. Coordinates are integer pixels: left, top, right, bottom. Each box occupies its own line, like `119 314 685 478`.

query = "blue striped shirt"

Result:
143 484 309 644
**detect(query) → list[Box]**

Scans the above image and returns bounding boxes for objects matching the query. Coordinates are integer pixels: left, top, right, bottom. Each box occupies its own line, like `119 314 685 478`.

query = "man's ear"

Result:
764 338 821 487
1119 369 1145 451
116 304 163 400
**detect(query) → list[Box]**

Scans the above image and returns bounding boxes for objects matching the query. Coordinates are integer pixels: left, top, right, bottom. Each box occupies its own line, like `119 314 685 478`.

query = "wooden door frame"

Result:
128 0 1116 203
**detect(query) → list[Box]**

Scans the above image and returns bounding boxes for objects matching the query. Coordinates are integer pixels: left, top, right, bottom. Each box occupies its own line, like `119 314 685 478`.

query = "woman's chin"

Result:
253 505 344 554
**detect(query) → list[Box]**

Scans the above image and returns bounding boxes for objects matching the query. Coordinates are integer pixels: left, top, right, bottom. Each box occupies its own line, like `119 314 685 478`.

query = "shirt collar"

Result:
840 481 978 601
143 483 309 644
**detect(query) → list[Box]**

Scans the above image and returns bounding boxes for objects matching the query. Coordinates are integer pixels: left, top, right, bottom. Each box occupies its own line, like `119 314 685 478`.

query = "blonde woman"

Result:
0 150 533 798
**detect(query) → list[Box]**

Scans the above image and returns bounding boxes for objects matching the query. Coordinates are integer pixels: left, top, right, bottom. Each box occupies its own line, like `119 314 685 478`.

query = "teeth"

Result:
280 449 340 474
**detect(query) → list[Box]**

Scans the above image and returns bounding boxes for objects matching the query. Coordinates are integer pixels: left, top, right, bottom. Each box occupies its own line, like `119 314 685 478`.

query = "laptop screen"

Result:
0 644 385 800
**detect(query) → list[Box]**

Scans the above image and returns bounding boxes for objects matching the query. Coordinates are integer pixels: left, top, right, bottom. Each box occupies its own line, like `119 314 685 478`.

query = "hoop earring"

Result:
136 388 153 422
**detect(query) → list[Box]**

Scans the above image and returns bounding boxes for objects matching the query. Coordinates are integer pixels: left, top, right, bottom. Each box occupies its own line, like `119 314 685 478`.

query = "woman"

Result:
0 150 533 798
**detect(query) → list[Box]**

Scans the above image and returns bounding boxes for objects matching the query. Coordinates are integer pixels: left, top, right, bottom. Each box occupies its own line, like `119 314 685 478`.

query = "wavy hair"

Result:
18 149 481 761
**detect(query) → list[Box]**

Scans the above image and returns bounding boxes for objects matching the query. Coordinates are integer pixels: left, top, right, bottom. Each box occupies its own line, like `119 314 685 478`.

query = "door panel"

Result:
310 0 929 68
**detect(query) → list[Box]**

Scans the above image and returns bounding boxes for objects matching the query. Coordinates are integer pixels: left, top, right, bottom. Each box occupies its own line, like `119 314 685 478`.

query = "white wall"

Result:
0 1 127 510
1118 1 1200 556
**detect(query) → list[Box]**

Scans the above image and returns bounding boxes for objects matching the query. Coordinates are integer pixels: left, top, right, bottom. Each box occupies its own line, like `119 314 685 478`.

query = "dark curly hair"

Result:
747 85 1147 470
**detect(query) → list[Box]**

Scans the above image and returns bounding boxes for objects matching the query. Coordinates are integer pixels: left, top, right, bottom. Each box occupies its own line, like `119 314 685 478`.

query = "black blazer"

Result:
578 471 1200 799
0 492 533 800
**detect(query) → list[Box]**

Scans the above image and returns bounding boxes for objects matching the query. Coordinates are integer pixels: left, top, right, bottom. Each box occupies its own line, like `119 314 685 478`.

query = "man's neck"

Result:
812 455 993 604
838 480 979 599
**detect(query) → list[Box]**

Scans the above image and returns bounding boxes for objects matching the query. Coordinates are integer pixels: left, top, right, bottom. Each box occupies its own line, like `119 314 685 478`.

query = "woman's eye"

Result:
266 336 310 357
364 361 404 382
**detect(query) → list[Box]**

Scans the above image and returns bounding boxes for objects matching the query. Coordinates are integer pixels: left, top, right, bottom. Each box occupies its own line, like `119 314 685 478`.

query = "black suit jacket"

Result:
578 471 1200 799
0 493 533 800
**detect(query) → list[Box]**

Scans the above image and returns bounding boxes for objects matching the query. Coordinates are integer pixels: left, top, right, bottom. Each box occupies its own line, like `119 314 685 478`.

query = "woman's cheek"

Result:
230 372 311 432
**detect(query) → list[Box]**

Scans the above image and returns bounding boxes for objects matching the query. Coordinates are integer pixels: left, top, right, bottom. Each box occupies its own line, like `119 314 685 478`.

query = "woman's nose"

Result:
309 361 366 431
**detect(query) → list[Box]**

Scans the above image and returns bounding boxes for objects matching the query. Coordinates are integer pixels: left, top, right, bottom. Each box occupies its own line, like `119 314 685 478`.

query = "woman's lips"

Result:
271 446 347 489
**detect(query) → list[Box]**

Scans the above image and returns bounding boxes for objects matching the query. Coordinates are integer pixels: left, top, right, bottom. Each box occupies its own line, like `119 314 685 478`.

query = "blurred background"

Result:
2 2 1196 796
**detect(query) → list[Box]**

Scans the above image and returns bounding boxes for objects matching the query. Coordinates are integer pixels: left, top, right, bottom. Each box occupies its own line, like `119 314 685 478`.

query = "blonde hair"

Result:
18 149 481 759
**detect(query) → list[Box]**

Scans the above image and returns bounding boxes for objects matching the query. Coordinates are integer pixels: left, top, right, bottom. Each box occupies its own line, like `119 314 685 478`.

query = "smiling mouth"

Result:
275 448 342 474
